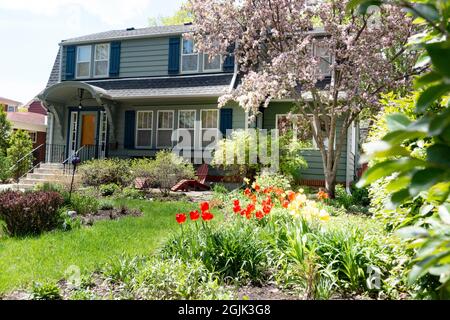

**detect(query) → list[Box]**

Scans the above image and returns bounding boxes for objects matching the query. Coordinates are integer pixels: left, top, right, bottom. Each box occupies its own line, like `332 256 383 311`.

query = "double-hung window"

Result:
7 105 16 112
157 110 174 148
313 42 332 77
76 45 92 78
136 111 153 148
181 39 199 73
201 110 219 148
203 54 222 72
29 131 37 143
178 110 196 149
94 43 110 77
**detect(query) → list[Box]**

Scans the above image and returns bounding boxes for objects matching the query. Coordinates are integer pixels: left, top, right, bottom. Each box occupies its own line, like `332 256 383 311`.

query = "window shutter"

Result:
109 41 121 77
65 46 76 80
223 44 235 72
220 108 233 137
124 110 136 149
168 37 180 75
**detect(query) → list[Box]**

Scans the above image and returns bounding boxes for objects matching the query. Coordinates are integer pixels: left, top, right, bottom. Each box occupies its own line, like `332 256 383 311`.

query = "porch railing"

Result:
62 143 106 174
9 143 45 180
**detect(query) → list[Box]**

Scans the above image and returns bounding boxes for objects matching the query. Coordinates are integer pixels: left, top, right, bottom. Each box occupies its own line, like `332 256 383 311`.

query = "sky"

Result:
0 0 183 105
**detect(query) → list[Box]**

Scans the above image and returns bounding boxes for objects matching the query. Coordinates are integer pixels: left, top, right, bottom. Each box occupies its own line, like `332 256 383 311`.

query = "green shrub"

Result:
133 151 195 196
0 191 64 236
119 186 146 200
0 153 11 182
68 193 99 216
162 221 268 283
7 130 33 180
31 281 62 300
99 183 120 196
254 173 291 191
133 257 234 300
78 158 132 187
99 199 115 210
34 182 65 193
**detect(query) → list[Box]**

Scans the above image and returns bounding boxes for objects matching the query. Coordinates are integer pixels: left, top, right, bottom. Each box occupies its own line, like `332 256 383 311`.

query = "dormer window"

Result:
181 39 199 73
203 54 222 72
94 43 110 77
76 45 92 78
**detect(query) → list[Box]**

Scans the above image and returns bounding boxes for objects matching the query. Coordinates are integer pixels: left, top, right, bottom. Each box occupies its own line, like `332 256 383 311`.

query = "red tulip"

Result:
247 203 256 213
263 205 272 215
233 199 240 206
240 208 247 216
201 211 214 221
282 200 290 208
255 210 264 220
245 210 252 219
189 210 200 221
233 205 241 213
200 201 209 212
176 213 187 224
244 188 251 196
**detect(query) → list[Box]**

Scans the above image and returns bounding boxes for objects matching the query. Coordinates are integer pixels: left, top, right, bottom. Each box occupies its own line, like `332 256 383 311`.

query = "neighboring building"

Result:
0 97 22 113
6 110 48 164
38 24 359 186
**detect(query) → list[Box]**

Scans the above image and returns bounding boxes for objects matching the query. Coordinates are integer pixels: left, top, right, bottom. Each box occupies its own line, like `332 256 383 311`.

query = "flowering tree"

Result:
188 0 417 197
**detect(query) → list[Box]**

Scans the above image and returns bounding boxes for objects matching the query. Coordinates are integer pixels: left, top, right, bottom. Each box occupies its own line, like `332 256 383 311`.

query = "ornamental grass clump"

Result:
0 190 64 237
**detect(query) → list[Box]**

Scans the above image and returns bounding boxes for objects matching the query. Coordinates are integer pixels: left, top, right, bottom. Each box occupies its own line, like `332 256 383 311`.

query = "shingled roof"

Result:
86 73 233 99
62 25 192 45
46 49 61 89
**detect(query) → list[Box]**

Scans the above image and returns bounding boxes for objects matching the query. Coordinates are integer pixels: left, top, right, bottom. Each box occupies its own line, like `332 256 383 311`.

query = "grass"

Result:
0 199 201 294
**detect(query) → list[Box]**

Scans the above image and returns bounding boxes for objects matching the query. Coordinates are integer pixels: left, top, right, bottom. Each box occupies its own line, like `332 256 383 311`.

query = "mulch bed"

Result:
80 207 142 226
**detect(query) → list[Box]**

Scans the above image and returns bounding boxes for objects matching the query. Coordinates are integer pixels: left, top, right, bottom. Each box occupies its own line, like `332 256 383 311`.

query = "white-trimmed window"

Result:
181 39 199 73
29 131 37 143
94 43 110 77
76 45 92 78
7 105 16 112
136 111 153 148
178 110 196 149
313 42 332 77
157 110 174 148
201 109 219 148
203 54 222 72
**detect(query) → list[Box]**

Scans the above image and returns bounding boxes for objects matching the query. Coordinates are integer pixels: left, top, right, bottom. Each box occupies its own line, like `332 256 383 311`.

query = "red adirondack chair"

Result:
171 164 210 192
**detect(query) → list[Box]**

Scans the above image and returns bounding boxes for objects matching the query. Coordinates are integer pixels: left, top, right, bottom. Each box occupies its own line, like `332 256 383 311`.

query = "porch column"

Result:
44 102 65 144
103 101 118 144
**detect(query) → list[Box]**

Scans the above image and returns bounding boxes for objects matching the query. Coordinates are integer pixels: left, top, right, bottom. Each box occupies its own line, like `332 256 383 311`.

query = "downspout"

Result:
345 123 352 195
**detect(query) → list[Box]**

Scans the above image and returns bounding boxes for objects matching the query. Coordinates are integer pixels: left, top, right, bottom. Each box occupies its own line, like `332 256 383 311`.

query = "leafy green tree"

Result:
353 0 450 297
148 6 192 26
7 130 33 180
0 108 11 155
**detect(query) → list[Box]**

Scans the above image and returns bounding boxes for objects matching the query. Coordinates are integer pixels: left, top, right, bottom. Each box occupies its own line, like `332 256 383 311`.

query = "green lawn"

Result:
0 200 197 294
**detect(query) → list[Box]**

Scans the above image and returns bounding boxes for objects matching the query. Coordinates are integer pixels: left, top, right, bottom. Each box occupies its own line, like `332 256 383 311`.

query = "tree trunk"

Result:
325 173 336 199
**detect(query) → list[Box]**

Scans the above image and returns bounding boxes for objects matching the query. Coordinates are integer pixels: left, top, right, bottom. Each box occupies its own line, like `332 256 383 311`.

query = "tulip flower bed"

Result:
159 183 409 299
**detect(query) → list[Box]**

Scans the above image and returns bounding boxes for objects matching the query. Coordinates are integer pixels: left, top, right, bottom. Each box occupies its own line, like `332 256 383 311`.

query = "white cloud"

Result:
0 0 155 25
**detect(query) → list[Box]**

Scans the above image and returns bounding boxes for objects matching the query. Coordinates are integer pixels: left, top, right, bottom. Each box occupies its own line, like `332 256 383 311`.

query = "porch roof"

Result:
40 74 234 104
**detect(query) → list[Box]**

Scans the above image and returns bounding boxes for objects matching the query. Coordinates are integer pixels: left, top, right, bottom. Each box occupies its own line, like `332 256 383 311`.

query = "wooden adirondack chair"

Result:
171 164 210 192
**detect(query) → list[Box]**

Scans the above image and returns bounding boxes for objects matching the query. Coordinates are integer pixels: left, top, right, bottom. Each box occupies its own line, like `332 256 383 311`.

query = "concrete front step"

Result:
26 173 72 180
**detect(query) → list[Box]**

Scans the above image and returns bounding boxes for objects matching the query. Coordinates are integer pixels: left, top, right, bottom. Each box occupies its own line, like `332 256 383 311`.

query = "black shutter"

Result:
223 44 235 72
109 41 121 77
65 46 76 80
168 37 181 75
124 110 136 149
220 108 233 138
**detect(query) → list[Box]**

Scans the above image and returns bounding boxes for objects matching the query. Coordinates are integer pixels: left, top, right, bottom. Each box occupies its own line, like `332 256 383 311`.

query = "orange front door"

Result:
81 114 96 146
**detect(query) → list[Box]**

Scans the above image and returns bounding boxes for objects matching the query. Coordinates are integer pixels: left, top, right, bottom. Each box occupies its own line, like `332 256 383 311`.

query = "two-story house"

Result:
38 24 359 187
